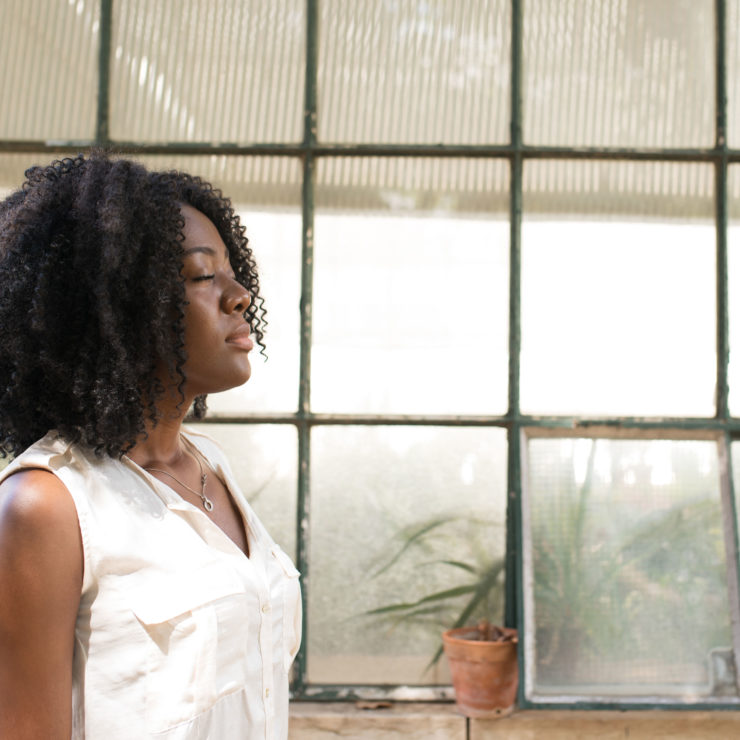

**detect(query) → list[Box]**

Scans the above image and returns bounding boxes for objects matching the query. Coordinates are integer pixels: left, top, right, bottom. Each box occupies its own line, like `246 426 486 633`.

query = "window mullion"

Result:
96 0 112 145
507 0 524 707
293 0 319 697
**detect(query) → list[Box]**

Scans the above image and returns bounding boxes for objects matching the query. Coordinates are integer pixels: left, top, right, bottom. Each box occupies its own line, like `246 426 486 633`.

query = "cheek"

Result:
184 302 216 342
187 327 221 364
182 312 221 368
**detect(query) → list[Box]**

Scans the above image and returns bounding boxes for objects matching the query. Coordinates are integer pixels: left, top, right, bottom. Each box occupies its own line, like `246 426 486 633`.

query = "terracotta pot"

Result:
442 625 518 719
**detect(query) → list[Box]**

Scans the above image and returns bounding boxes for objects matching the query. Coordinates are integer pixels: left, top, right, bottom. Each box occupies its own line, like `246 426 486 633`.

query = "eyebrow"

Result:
183 245 230 262
183 246 217 256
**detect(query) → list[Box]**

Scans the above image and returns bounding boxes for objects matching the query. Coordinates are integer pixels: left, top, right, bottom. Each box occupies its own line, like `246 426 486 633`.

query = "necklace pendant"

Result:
203 497 214 512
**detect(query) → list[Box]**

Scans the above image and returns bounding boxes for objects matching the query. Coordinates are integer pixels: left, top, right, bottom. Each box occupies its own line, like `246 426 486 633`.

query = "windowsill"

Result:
289 702 740 739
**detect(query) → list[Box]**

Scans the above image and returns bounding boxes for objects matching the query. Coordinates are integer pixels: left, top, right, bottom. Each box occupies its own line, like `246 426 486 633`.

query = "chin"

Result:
225 362 252 389
186 354 253 395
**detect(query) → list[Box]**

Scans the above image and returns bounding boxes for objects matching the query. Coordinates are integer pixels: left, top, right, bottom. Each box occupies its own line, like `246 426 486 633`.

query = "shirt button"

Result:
261 603 271 613
265 688 270 698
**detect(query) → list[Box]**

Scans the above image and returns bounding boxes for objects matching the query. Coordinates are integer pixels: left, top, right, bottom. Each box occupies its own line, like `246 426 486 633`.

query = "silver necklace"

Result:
145 446 214 512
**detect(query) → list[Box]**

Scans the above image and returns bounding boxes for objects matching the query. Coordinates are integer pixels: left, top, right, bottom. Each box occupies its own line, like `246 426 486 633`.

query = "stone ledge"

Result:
289 703 740 740
470 710 740 740
289 702 465 739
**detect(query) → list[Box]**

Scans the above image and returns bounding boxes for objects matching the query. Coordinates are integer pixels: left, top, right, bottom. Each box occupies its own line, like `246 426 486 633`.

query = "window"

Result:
2 0 740 708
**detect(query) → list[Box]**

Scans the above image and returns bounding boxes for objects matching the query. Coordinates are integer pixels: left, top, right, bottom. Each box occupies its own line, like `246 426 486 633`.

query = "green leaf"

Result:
365 584 479 616
435 560 479 575
371 517 459 579
415 559 479 575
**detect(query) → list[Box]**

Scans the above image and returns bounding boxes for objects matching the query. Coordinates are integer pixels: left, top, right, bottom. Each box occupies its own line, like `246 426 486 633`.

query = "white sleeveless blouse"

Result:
0 428 301 739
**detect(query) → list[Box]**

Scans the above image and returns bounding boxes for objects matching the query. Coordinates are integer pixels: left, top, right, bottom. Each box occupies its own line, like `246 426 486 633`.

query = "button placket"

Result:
252 553 275 737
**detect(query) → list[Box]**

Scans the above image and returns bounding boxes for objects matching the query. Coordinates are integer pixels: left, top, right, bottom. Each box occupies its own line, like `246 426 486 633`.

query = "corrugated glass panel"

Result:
0 0 99 140
729 0 740 147
313 157 509 415
524 435 734 700
189 423 298 558
523 0 715 147
318 0 510 144
521 160 716 417
308 425 507 684
110 0 305 143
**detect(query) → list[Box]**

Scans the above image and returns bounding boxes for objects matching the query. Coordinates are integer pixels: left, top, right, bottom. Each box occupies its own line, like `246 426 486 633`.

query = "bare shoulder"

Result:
0 468 82 585
0 469 82 738
0 467 76 518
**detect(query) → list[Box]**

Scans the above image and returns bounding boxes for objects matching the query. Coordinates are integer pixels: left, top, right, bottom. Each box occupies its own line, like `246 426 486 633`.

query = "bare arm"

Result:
0 469 83 739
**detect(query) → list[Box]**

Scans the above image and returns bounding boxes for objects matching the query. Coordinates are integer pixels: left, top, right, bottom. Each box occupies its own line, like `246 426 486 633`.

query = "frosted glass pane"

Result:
110 0 305 143
319 0 510 144
525 436 734 699
521 160 716 417
729 0 740 147
731 444 740 569
0 1 99 139
136 155 302 414
523 0 715 147
308 426 507 685
313 158 509 415
188 423 297 557
730 167 740 415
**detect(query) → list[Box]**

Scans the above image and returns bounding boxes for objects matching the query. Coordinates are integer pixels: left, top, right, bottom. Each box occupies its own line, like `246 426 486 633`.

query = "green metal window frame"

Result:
4 0 740 709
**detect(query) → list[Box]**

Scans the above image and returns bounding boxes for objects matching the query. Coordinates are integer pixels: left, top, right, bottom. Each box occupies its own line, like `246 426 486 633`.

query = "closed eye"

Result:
192 274 216 282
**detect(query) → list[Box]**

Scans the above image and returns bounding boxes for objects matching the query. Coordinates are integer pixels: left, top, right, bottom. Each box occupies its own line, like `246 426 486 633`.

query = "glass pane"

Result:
731 444 740 572
523 0 715 147
110 0 305 143
308 426 507 685
0 1 99 140
319 0 510 144
137 155 302 414
525 436 734 699
729 167 740 415
729 0 740 146
189 423 297 558
313 158 509 415
521 160 716 417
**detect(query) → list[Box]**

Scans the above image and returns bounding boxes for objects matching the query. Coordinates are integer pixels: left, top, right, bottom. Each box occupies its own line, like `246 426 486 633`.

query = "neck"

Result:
126 390 196 468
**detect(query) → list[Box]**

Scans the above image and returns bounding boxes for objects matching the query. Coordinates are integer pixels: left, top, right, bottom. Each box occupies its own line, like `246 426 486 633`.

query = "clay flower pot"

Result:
442 622 518 719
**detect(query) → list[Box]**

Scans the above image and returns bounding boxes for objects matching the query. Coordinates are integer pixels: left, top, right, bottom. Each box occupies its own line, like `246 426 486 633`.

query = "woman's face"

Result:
178 204 254 397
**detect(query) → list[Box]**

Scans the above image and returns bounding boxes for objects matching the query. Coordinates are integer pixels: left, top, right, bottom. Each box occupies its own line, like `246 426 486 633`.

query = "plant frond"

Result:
371 516 460 579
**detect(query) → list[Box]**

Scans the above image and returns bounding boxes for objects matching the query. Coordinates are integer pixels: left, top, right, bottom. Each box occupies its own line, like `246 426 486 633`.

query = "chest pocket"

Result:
127 564 248 735
270 546 302 672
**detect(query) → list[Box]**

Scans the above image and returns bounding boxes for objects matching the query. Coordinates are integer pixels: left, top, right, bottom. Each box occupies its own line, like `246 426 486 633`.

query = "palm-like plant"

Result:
365 515 505 668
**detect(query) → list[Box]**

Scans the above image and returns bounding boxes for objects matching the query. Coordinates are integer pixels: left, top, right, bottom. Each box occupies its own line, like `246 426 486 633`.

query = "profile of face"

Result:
178 204 254 397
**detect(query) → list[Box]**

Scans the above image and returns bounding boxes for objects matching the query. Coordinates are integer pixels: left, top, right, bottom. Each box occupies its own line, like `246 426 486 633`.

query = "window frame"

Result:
2 0 740 710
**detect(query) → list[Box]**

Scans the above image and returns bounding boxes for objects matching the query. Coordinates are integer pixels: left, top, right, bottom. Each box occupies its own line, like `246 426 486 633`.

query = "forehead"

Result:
180 204 229 259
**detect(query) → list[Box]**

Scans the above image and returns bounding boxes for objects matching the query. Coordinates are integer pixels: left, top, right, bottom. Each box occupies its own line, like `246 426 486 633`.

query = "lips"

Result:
225 324 254 351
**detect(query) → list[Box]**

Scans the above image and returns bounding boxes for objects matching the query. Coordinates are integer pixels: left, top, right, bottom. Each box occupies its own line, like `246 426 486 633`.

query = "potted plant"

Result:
442 619 518 718
366 516 517 717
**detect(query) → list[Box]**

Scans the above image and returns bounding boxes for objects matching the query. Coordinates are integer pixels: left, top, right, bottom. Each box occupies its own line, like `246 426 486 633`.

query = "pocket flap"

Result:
126 565 244 625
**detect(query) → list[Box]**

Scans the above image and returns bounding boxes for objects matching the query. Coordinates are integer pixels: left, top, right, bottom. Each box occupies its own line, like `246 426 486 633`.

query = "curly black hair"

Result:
0 152 265 458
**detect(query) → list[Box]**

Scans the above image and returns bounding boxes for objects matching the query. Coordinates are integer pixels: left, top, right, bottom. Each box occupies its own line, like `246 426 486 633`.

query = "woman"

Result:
0 153 301 739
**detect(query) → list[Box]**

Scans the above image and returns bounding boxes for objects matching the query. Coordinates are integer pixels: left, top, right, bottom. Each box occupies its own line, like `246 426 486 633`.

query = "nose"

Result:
222 278 251 315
